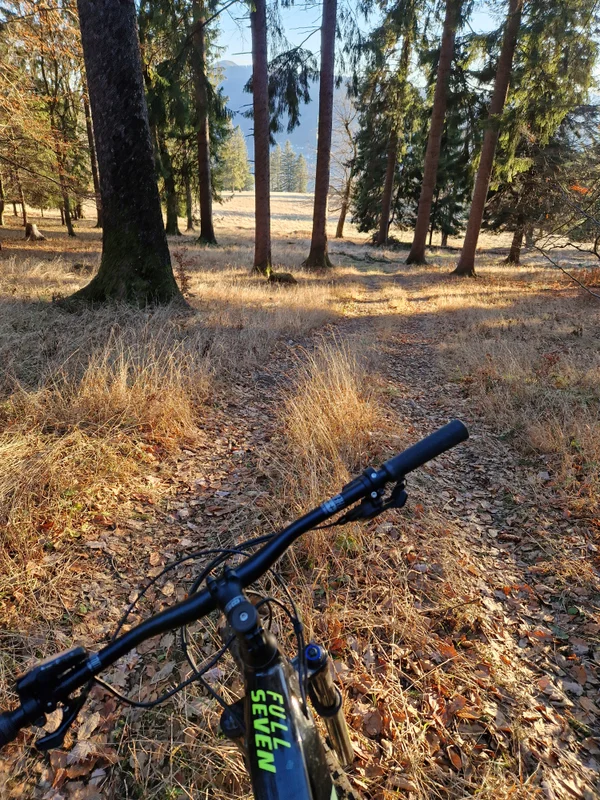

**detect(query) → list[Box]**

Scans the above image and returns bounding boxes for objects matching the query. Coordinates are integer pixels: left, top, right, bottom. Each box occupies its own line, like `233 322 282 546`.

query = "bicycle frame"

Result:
213 569 340 800
242 651 337 800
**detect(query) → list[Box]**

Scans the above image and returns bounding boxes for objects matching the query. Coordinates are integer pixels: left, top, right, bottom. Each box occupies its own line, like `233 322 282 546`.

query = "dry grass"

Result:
0 230 341 630
431 268 600 516
1 200 599 799
266 334 546 800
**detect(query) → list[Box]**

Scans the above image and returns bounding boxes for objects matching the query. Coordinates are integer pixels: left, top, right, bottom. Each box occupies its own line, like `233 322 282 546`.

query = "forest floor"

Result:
0 195 599 800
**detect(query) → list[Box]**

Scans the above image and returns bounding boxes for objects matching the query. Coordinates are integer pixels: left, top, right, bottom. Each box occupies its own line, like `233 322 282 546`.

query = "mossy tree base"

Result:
451 262 476 277
197 234 218 246
302 247 333 269
406 251 427 266
252 262 271 279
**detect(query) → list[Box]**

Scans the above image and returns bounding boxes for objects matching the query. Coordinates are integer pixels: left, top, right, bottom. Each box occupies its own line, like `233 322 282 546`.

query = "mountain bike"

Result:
0 420 469 799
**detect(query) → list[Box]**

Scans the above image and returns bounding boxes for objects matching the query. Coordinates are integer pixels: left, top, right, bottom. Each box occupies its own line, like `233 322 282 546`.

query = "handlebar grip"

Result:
382 420 469 480
0 707 27 747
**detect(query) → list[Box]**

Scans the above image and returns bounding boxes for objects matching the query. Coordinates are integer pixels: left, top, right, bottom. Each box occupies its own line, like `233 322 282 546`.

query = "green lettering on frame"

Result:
257 749 276 773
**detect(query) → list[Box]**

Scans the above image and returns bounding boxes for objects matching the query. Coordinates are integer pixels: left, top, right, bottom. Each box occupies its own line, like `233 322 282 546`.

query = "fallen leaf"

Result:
447 745 463 770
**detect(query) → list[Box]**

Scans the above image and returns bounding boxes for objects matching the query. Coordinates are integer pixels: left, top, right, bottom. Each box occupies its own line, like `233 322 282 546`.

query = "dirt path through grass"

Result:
334 263 600 798
1 240 598 799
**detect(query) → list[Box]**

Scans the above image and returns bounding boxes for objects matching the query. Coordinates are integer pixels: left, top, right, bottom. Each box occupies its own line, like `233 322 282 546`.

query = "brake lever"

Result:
15 646 90 751
336 482 408 525
35 691 88 751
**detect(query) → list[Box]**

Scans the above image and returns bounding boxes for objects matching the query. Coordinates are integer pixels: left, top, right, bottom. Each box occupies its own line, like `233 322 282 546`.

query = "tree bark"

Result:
84 94 103 228
374 129 399 246
60 205 65 225
453 0 523 277
441 231 448 247
70 0 181 306
250 0 272 274
335 167 354 239
506 222 524 264
303 0 337 268
0 168 5 226
16 176 27 227
524 224 534 248
191 0 217 245
184 143 195 231
63 193 76 236
407 0 460 264
158 133 181 236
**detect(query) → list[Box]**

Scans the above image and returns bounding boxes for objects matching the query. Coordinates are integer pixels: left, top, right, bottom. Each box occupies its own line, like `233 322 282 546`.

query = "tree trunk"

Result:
428 226 434 247
63 193 76 236
407 0 460 264
303 0 337 268
506 222 524 264
453 0 523 277
16 177 27 227
60 205 65 225
191 0 217 245
84 94 103 228
12 202 18 216
158 134 181 236
250 0 272 274
374 129 398 246
524 224 534 248
76 202 83 219
25 223 47 241
184 144 195 231
441 231 448 247
335 169 353 239
70 0 181 306
0 168 5 226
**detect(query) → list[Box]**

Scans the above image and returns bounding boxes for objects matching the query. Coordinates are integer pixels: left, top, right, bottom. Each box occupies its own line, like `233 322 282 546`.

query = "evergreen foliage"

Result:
270 140 309 191
217 125 252 192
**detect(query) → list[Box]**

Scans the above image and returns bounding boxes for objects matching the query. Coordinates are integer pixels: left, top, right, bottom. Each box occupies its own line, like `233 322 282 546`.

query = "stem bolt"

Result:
239 612 249 622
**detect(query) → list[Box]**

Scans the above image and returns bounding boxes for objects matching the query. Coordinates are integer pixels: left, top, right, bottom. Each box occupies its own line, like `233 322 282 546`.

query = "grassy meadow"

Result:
0 194 598 799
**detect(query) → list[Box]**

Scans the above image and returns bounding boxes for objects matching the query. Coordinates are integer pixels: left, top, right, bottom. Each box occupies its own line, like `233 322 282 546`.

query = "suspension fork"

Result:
304 644 354 767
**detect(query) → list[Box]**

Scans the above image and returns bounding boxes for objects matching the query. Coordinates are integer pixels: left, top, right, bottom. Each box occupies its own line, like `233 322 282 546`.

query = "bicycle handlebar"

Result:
381 419 468 481
0 419 469 748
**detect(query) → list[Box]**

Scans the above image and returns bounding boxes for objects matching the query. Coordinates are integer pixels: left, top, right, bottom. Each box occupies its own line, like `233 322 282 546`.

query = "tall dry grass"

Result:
0 253 341 627
436 278 600 515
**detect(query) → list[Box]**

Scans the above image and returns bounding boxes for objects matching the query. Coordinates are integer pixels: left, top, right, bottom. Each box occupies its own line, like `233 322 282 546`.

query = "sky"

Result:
215 2 500 67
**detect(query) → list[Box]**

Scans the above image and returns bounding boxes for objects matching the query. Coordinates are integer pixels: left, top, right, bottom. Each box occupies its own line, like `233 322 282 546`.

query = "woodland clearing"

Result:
0 194 598 800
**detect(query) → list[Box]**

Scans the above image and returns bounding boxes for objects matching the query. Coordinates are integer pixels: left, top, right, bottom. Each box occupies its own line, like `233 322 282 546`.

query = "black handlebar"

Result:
0 419 469 748
381 420 469 481
0 709 27 747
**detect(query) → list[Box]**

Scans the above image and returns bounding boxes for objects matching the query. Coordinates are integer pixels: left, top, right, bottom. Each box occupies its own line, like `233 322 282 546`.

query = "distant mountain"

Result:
218 60 348 172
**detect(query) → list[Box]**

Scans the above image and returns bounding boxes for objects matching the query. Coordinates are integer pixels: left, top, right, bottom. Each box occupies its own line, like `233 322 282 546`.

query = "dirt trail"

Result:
9 263 598 799
340 266 600 798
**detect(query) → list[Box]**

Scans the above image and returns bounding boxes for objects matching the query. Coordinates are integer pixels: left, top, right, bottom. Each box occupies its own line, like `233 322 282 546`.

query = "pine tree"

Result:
281 140 296 191
303 0 337 268
270 144 283 191
455 0 599 275
71 0 181 305
295 155 308 193
219 125 251 192
407 0 462 263
454 0 524 275
250 0 272 274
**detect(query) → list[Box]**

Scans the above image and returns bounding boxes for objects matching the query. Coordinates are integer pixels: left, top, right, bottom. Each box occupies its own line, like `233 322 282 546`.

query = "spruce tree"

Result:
270 144 283 191
407 0 462 263
295 155 308 193
281 140 296 191
71 0 181 306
